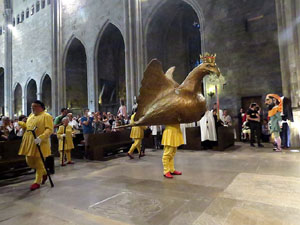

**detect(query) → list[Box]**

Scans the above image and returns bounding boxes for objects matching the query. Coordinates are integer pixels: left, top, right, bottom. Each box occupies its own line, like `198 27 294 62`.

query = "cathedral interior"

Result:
1 0 300 224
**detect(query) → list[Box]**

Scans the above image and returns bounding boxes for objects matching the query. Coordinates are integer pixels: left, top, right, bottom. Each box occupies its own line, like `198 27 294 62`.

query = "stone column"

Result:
275 0 300 147
4 8 13 117
51 0 63 116
23 88 27 116
124 0 135 111
135 0 144 91
86 53 96 112
123 0 145 111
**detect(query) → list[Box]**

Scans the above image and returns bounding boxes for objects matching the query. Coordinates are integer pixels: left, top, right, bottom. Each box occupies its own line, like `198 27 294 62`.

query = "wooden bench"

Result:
87 129 133 161
0 139 55 177
0 140 28 177
215 126 235 151
182 127 202 150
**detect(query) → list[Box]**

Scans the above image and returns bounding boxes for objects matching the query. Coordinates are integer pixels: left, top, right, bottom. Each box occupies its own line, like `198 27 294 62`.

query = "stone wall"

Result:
0 0 286 136
0 0 5 68
11 0 52 115
142 0 282 118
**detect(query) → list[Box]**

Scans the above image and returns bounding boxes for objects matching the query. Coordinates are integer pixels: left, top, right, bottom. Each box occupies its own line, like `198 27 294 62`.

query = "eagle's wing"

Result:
135 59 176 121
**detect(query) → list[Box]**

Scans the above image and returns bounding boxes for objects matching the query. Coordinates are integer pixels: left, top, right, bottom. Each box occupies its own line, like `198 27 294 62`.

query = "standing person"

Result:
18 100 53 191
15 115 27 138
80 109 94 159
151 125 162 150
265 94 282 152
247 103 263 147
161 124 184 178
0 117 15 140
199 109 217 149
57 117 75 166
127 112 147 159
223 109 232 126
117 99 128 119
67 113 79 130
238 108 244 140
54 108 68 129
211 103 225 123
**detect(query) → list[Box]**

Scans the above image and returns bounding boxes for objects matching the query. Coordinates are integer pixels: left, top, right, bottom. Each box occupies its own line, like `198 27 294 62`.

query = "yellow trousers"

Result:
26 156 46 184
162 146 177 174
128 139 142 154
59 149 71 163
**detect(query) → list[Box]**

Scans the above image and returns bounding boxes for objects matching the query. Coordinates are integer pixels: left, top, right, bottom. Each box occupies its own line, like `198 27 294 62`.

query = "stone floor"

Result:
1 143 300 225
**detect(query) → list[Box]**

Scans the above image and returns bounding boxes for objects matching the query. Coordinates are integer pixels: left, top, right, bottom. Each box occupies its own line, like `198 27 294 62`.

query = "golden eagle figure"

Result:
129 54 220 126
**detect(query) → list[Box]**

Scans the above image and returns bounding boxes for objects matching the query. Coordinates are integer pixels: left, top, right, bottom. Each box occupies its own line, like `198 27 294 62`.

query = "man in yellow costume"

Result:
161 124 184 178
57 117 75 166
18 100 54 191
127 112 147 159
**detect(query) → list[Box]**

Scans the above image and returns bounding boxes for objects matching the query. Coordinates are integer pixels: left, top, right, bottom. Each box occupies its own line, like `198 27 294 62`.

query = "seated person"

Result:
242 120 251 141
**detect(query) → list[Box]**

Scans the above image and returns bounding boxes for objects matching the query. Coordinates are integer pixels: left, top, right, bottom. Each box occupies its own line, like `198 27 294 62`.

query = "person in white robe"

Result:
199 110 217 142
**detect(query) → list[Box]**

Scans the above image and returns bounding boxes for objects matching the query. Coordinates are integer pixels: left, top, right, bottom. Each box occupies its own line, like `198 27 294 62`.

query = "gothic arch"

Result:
144 0 204 83
64 36 88 112
94 22 126 113
40 73 52 113
14 83 22 116
25 78 37 115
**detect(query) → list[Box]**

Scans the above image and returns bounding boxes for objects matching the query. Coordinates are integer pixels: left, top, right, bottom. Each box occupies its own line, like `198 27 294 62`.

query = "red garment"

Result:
242 113 247 123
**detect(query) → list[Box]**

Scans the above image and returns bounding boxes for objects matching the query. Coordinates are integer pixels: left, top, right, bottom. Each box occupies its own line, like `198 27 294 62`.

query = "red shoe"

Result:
30 183 40 191
164 172 173 179
127 153 134 159
42 175 47 184
61 163 66 166
171 170 182 175
67 161 75 164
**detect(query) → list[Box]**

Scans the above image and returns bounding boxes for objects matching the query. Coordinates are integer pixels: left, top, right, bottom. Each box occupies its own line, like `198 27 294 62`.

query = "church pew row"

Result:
87 129 133 161
0 140 29 177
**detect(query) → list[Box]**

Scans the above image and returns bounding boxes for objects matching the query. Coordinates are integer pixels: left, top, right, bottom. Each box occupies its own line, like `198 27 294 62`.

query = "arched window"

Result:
36 1 40 12
21 11 24 22
17 14 20 24
41 0 45 9
26 8 29 18
31 4 35 15
13 18 15 26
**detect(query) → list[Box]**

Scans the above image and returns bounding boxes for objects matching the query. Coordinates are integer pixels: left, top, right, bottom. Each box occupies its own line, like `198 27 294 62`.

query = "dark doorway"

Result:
65 38 87 113
146 0 201 83
14 83 22 116
41 74 52 114
97 23 125 114
27 79 37 115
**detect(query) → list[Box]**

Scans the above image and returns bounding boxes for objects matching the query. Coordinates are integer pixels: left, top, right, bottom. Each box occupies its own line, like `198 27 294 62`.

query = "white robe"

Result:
150 125 162 135
199 111 217 142
180 122 196 144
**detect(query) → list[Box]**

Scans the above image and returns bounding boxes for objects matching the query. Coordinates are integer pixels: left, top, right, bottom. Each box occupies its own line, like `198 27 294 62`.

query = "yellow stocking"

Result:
162 146 176 174
128 139 142 154
66 150 72 162
26 156 46 184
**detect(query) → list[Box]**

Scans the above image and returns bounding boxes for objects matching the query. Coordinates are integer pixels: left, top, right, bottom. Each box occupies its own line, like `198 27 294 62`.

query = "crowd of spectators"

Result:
0 101 130 142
